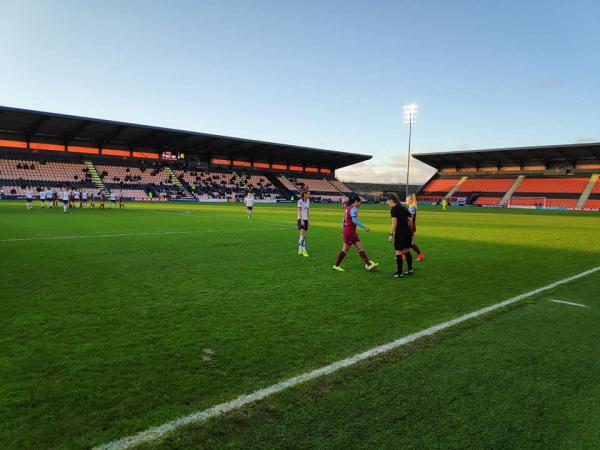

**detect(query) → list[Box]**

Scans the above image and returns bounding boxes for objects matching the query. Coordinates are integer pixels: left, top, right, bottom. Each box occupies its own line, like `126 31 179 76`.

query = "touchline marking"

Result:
0 226 293 243
94 265 600 450
549 299 588 308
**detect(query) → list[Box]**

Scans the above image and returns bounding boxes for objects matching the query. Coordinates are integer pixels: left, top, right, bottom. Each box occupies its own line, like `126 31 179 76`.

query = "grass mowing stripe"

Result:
94 264 600 450
0 226 293 242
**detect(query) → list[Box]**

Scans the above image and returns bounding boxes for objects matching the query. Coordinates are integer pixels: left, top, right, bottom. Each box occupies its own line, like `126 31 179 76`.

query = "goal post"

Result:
507 196 547 209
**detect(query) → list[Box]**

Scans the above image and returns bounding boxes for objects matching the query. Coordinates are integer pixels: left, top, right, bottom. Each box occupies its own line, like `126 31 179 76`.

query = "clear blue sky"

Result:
1 0 598 182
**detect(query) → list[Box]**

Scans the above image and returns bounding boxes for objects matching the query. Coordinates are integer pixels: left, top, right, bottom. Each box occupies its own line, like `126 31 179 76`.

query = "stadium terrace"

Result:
0 105 370 202
414 143 600 210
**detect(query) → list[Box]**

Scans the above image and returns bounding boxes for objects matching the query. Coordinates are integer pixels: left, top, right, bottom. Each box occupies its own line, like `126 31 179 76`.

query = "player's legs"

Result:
394 233 414 277
412 241 424 260
298 228 306 252
333 242 350 270
354 241 378 270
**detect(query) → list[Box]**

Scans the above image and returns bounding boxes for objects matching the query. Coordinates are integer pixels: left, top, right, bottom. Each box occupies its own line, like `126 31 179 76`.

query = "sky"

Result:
1 0 598 183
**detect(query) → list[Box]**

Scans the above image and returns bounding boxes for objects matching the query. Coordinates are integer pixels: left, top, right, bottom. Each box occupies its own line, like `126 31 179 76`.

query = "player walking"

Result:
110 192 117 208
406 194 425 261
61 189 70 213
388 194 414 277
245 192 255 219
99 191 106 209
39 188 46 208
46 188 53 208
82 190 88 207
333 195 378 272
297 190 310 257
118 191 125 209
25 187 33 209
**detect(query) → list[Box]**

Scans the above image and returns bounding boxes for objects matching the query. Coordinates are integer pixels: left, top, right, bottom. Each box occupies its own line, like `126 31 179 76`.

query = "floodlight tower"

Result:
403 103 417 200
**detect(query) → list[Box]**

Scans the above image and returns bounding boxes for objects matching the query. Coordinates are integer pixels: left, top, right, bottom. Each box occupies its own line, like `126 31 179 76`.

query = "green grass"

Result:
0 201 599 449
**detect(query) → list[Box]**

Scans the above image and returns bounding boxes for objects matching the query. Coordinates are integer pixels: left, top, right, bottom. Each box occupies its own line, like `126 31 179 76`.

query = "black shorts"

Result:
26 198 32 203
394 230 413 251
246 206 253 211
297 219 309 230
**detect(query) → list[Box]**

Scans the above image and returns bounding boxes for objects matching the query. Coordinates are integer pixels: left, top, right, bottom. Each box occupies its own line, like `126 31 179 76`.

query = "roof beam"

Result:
66 120 91 139
96 125 128 146
166 133 195 150
26 115 50 137
132 129 162 148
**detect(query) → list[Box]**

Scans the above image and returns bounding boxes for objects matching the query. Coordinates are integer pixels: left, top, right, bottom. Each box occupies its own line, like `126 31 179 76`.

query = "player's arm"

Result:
408 216 413 231
389 217 397 242
351 208 369 231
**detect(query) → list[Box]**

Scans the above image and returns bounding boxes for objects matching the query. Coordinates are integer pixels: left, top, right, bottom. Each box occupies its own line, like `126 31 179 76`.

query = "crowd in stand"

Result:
0 155 355 203
178 168 285 200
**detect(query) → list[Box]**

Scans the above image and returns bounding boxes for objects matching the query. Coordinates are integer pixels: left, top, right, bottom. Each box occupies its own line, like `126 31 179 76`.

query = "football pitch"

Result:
1 201 599 449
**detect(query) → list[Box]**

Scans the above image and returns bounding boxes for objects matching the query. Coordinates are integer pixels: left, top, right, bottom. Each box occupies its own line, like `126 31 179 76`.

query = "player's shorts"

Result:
62 200 68 205
297 219 309 230
394 230 413 251
26 198 32 202
343 230 359 245
246 206 253 211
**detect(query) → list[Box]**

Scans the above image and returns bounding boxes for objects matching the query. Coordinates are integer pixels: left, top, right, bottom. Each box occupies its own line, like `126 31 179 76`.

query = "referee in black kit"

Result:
387 194 414 278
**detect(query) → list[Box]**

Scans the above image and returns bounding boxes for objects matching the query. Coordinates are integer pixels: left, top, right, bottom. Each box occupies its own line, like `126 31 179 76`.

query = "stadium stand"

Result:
414 143 600 210
514 177 589 194
329 180 353 193
0 105 371 203
456 178 516 193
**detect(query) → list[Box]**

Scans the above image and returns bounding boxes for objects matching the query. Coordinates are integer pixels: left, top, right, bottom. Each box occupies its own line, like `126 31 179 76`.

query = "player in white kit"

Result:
245 192 255 219
46 188 53 208
25 187 33 209
39 189 46 208
297 190 310 257
61 189 70 213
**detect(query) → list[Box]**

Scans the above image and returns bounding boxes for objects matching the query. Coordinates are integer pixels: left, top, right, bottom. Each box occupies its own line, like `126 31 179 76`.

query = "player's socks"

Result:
396 254 403 273
412 243 421 254
405 252 413 272
358 249 370 264
335 250 346 266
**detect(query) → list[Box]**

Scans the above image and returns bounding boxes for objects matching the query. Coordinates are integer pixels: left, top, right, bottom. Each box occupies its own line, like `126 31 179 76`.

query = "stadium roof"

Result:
413 143 600 169
0 105 371 169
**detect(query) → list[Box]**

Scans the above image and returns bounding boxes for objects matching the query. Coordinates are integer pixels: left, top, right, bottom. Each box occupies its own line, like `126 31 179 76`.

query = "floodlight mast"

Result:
403 104 417 201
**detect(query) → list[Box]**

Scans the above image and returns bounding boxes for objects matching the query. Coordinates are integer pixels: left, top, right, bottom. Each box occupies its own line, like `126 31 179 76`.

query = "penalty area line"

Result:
94 264 600 450
0 226 293 243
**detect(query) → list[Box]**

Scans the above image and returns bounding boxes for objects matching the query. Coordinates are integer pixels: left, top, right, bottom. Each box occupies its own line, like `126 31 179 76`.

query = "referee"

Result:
387 194 414 278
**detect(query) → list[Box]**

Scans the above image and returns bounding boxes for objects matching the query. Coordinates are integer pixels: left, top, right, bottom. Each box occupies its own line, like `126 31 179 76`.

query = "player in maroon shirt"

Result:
333 195 379 272
407 194 425 261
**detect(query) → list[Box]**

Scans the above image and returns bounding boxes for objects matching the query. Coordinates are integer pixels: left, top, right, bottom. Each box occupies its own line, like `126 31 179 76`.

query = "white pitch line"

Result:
549 299 588 308
94 265 600 450
0 226 292 243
